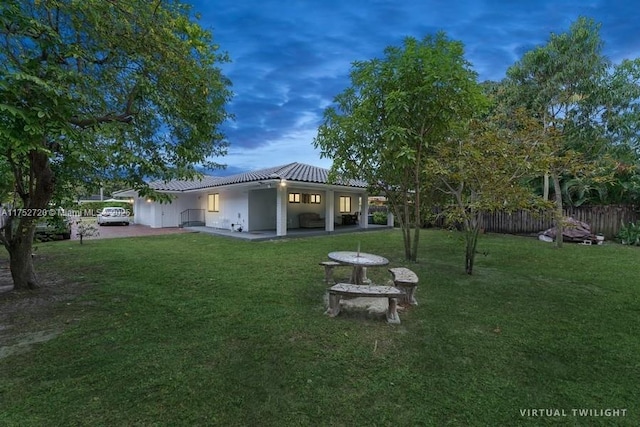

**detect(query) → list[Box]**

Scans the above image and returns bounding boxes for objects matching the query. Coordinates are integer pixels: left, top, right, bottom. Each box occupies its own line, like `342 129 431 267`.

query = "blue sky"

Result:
189 0 640 176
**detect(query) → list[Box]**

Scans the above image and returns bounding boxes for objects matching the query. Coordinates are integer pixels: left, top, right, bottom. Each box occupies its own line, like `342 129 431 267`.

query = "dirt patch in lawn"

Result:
0 225 188 359
0 257 92 359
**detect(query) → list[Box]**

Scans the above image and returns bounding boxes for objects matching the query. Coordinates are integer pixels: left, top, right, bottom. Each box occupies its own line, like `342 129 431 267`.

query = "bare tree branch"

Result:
69 84 138 128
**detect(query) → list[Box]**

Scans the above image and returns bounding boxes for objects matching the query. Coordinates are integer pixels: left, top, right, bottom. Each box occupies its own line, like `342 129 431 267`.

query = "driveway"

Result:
72 222 191 240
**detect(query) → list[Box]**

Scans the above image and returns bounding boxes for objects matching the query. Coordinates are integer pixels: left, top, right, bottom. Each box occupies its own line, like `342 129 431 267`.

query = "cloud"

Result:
188 0 640 173
213 126 332 175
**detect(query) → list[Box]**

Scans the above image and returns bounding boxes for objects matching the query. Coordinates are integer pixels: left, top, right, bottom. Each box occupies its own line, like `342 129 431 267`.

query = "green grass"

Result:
1 229 638 426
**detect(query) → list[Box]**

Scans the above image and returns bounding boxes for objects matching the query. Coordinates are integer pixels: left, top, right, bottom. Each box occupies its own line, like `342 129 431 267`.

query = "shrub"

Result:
372 211 388 225
616 221 640 246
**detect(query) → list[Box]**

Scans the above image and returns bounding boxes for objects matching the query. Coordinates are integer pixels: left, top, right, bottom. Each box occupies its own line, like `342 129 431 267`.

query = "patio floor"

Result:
185 224 391 241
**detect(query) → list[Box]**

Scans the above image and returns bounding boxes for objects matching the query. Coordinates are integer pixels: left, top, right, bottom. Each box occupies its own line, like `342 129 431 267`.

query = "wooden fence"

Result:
427 205 639 238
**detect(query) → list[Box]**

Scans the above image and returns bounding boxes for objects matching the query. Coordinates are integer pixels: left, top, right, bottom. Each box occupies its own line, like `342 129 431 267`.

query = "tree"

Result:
602 59 640 155
502 17 614 247
75 220 99 245
0 0 232 290
429 110 551 274
314 34 487 261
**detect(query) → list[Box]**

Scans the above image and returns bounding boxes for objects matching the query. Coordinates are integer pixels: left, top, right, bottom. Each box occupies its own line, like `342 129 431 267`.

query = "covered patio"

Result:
116 163 394 238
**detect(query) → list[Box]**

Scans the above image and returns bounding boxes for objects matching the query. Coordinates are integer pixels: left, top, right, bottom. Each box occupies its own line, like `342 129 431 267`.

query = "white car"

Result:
97 207 130 226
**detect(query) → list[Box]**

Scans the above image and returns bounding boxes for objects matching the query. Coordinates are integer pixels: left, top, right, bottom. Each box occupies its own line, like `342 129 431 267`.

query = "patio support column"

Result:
150 203 161 228
325 190 334 232
360 193 369 229
276 184 287 236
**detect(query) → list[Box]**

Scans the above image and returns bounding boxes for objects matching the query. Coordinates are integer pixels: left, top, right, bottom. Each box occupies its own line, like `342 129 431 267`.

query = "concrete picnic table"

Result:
327 251 389 286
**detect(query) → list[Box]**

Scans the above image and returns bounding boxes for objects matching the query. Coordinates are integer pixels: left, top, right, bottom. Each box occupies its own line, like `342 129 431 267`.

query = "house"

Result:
115 162 385 237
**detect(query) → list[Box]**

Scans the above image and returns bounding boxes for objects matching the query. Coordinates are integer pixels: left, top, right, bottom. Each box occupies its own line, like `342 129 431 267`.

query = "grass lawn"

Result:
1 229 638 426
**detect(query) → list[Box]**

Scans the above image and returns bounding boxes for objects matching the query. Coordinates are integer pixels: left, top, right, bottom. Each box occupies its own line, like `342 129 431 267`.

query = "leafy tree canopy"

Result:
315 33 487 261
0 0 232 199
429 109 553 273
500 17 640 208
498 17 629 245
0 0 232 289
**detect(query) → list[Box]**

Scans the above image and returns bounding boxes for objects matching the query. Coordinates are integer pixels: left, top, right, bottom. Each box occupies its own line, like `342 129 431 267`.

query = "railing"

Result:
180 209 205 227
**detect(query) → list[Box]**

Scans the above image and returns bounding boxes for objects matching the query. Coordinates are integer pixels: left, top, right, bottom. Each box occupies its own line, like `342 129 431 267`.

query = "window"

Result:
339 196 351 213
310 194 321 204
207 193 219 212
288 193 301 203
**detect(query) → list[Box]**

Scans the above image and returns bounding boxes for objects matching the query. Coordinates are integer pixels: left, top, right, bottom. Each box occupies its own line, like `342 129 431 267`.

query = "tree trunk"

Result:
3 149 56 290
403 227 412 260
387 191 413 261
464 216 480 275
411 187 420 262
409 144 423 262
7 219 39 290
543 173 550 200
402 191 412 260
552 173 564 248
411 226 420 262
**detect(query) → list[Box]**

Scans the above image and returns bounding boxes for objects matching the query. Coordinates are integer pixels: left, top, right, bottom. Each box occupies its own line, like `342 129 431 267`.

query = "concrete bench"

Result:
325 283 404 324
388 267 419 305
319 261 343 284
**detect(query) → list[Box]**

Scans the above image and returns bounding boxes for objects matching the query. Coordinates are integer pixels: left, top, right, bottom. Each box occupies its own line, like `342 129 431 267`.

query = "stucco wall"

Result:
204 189 248 231
133 198 152 226
248 188 277 230
131 184 367 232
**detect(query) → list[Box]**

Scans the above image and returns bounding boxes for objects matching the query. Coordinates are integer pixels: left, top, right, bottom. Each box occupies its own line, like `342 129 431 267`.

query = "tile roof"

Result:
147 175 221 192
148 163 367 192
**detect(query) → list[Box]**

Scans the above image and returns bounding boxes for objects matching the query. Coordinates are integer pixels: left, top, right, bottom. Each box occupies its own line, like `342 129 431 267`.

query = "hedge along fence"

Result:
431 205 639 239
